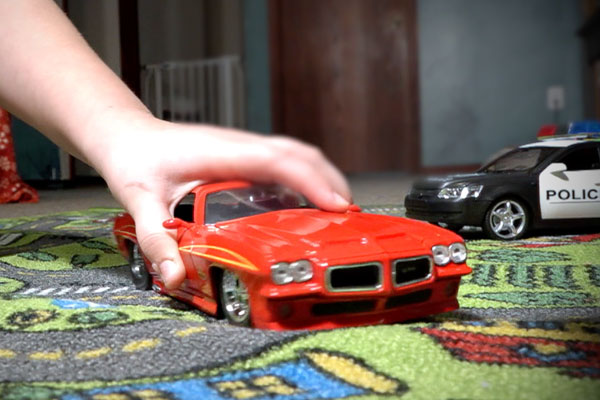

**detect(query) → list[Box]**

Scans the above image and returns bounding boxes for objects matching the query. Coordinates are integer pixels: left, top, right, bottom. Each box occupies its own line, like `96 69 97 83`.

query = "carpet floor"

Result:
0 207 599 400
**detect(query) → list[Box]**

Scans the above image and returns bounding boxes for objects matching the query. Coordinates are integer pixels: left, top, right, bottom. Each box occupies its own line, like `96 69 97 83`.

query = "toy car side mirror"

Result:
163 218 191 230
545 162 568 181
547 162 567 172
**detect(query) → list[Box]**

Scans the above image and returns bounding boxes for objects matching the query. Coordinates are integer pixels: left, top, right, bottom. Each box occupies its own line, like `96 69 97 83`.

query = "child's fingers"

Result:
228 136 352 211
131 200 187 290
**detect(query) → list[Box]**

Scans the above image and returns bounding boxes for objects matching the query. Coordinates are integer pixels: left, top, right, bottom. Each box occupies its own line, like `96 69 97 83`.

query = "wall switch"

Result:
546 85 565 111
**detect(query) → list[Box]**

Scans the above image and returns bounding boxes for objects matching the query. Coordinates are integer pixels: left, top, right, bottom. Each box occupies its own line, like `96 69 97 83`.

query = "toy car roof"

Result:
520 139 586 149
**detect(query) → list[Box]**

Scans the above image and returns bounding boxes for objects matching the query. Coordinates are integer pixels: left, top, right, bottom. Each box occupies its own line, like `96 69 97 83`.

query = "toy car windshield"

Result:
205 184 316 224
480 147 555 172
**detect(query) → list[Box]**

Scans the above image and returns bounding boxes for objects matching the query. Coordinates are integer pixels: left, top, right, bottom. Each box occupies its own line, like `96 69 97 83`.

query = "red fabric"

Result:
0 108 39 203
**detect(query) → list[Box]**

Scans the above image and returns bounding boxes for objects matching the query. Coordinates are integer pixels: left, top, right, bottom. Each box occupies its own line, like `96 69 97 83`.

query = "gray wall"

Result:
418 0 585 167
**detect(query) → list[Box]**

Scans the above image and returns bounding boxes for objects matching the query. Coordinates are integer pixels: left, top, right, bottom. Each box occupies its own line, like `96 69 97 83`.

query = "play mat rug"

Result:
0 207 598 400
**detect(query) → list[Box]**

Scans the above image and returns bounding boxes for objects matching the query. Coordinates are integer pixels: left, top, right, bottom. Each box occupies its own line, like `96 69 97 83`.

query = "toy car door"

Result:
171 193 208 296
539 144 600 219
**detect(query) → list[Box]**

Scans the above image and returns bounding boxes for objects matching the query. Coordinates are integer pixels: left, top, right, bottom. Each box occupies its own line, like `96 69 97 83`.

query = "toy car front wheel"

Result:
129 243 152 290
219 269 251 327
483 198 529 240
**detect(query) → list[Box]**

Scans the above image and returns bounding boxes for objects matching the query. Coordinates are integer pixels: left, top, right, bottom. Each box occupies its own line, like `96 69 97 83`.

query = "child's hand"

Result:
0 0 351 290
94 111 351 289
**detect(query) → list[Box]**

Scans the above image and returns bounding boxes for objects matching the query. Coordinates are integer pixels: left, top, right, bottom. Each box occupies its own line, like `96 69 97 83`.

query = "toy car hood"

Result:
212 209 456 261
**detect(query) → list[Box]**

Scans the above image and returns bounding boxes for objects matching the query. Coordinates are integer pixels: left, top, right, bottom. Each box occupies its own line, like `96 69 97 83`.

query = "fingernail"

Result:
159 260 177 288
332 192 350 209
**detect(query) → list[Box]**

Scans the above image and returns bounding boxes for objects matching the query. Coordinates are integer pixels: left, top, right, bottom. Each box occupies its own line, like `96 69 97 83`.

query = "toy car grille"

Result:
385 289 432 309
393 256 432 287
410 188 438 198
326 263 382 292
312 300 376 316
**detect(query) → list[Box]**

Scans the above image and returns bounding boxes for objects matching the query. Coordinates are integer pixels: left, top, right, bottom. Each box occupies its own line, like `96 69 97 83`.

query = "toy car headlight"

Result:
271 260 313 285
438 184 483 200
290 260 313 282
449 242 467 263
432 243 467 266
432 245 450 266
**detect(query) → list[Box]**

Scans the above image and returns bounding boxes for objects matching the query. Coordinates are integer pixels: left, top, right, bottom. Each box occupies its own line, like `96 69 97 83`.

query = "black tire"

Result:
129 243 152 290
483 198 529 240
218 269 251 327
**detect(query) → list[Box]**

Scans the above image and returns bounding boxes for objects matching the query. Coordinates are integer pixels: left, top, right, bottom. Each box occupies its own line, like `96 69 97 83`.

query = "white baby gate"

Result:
141 56 245 127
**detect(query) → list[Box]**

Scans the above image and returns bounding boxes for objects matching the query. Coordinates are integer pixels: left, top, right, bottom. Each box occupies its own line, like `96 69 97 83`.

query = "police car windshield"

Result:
480 147 556 172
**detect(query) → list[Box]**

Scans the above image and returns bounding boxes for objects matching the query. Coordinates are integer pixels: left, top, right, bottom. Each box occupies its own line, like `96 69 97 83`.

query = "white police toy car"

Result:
404 121 600 240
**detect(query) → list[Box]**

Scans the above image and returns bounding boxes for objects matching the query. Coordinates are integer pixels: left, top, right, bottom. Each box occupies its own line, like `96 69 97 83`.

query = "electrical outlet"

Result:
546 85 565 111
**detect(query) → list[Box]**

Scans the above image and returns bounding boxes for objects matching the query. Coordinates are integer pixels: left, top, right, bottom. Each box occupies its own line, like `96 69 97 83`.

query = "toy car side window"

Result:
556 146 600 171
174 194 195 222
204 190 255 224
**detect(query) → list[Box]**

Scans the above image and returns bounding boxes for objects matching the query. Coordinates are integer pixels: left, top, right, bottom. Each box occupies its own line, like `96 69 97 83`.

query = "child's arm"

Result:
0 0 351 289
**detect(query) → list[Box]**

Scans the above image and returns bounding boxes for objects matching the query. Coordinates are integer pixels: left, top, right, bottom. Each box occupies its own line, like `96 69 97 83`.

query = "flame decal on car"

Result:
179 244 258 271
113 224 137 241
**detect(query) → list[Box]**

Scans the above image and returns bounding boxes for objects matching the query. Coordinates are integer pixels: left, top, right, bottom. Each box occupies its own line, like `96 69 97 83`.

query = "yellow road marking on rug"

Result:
76 347 112 359
111 295 137 300
252 376 299 395
175 326 207 337
305 350 400 394
128 390 166 400
123 339 161 353
441 321 600 342
0 349 16 358
150 296 170 301
533 343 567 355
29 350 63 360
81 296 103 301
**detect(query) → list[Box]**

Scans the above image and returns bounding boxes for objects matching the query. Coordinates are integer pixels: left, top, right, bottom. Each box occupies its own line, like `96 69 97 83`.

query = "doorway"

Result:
269 0 421 173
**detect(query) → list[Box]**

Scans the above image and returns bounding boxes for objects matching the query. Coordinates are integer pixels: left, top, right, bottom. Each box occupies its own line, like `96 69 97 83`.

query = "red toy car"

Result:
114 181 471 330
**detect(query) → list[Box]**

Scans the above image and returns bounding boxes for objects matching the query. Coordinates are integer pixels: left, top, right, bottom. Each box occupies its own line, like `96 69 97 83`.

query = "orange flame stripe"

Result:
179 245 258 271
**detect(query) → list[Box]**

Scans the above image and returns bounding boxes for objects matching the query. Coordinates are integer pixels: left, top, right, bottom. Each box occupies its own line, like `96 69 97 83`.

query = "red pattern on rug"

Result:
0 108 39 203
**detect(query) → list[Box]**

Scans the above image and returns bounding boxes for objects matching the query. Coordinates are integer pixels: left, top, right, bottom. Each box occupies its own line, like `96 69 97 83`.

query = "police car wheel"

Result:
483 198 529 240
129 243 152 290
219 269 251 327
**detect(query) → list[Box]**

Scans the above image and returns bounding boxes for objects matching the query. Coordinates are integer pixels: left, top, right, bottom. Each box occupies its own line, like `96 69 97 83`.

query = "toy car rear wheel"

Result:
219 269 251 327
483 198 529 240
129 243 152 290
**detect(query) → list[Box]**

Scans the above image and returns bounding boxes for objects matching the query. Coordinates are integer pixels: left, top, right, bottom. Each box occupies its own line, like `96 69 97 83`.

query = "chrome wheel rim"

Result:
221 270 250 324
489 200 526 239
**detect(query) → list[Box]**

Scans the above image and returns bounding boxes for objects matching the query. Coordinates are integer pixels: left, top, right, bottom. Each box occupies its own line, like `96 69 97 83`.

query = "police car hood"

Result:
412 171 528 190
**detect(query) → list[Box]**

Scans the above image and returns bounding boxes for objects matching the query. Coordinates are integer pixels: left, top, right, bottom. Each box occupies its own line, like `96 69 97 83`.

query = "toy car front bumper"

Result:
250 276 467 330
404 194 490 227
